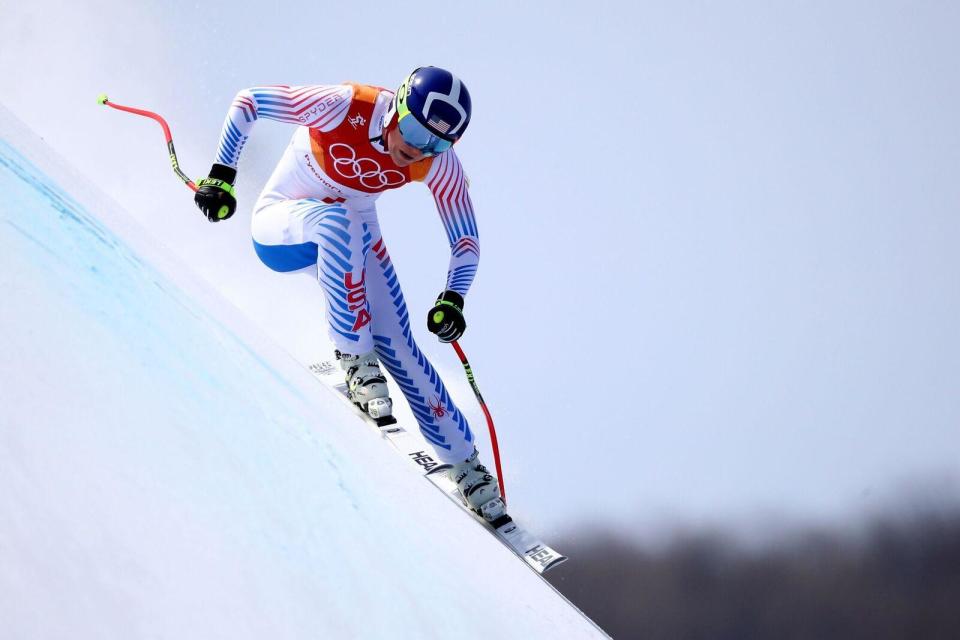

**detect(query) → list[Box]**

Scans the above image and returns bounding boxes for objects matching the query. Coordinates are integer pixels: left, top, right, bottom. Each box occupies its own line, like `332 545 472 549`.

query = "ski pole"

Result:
96 94 198 192
451 340 506 504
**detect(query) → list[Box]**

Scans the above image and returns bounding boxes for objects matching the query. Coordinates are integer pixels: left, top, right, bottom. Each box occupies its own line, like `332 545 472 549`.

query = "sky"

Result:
2 0 959 537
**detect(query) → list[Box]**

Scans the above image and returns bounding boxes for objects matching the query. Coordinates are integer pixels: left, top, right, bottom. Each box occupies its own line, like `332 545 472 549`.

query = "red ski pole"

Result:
451 340 506 504
96 94 198 192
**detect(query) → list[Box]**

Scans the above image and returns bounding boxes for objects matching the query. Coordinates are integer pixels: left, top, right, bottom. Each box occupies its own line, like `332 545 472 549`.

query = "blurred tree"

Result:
548 507 960 639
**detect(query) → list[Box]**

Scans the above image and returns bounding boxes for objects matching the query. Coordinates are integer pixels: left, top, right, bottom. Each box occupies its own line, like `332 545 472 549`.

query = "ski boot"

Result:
449 448 506 522
336 350 394 426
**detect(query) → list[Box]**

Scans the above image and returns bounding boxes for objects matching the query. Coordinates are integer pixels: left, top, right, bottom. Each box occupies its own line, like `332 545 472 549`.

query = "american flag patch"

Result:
428 116 451 134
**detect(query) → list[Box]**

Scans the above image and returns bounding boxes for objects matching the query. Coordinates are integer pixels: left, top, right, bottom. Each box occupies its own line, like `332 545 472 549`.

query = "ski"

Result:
307 359 568 575
422 465 569 574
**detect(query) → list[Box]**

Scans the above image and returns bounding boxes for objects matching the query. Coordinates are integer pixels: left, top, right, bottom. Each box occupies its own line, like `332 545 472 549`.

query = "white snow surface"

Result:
0 106 604 639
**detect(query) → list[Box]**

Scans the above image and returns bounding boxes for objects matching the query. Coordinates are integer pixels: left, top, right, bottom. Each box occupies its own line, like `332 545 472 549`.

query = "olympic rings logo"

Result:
328 143 405 189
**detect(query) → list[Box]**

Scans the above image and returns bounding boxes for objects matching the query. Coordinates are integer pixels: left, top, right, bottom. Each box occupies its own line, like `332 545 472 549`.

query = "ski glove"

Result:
427 290 466 343
194 163 238 222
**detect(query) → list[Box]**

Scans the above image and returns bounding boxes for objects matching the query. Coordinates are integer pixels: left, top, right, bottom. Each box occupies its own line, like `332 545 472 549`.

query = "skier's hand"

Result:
427 290 466 343
194 163 238 222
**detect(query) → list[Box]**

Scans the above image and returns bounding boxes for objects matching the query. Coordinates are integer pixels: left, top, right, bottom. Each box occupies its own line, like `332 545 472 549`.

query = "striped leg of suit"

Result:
252 199 375 355
361 213 475 464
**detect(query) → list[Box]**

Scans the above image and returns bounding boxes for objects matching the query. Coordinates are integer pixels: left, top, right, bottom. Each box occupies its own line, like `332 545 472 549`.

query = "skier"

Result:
193 67 504 521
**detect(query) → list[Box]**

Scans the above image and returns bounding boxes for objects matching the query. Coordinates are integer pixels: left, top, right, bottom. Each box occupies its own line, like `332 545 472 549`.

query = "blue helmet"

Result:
395 67 472 144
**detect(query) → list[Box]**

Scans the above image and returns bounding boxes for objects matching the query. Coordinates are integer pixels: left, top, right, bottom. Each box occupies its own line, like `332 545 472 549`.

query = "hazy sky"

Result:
2 0 958 536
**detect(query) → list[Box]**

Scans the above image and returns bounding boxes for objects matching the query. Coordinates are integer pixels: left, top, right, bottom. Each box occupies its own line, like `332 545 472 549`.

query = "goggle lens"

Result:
397 114 453 156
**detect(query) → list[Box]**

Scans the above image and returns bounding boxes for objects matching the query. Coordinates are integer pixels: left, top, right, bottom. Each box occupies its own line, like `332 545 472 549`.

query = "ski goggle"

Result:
397 112 454 156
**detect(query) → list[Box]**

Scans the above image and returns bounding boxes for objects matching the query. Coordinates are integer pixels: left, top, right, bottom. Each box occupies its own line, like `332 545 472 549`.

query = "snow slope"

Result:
0 106 605 639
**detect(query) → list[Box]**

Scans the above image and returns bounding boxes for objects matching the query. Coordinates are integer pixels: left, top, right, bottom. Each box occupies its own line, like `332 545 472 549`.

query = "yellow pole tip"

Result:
96 93 109 105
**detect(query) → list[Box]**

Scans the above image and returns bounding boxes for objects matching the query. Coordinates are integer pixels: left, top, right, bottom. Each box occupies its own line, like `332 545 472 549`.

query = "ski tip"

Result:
96 93 109 106
541 555 569 573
